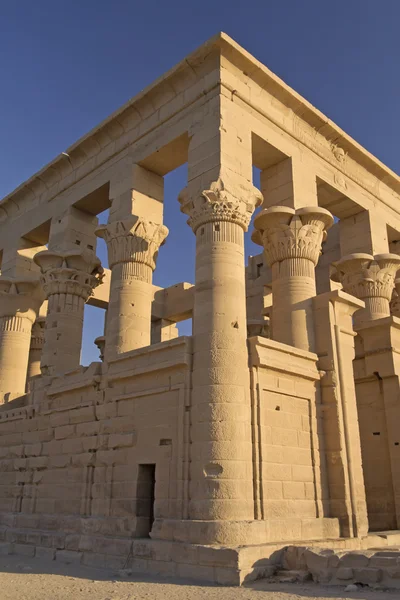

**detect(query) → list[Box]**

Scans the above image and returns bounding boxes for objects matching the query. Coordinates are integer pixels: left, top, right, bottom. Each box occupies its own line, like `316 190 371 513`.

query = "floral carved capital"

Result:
178 178 263 233
0 277 45 321
252 206 334 266
336 253 400 302
34 250 103 301
95 217 168 270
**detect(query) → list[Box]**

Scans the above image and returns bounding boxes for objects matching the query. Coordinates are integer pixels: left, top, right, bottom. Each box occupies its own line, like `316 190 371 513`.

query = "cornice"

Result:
0 32 399 227
217 34 400 197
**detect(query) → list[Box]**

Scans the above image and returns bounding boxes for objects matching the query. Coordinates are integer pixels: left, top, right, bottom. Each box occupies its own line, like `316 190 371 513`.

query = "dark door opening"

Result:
136 464 156 537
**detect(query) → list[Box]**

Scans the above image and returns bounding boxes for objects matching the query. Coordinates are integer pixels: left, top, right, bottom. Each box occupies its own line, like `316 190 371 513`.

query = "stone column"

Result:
0 278 44 402
26 317 45 383
95 217 168 358
178 177 262 523
336 253 400 327
34 250 103 375
252 206 333 351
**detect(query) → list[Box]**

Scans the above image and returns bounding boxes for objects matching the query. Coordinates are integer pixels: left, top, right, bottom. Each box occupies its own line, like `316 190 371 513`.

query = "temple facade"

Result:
0 33 400 584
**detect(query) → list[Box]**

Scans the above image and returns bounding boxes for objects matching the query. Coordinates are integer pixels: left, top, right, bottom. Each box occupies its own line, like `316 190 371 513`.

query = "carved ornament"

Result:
178 178 263 233
252 206 333 266
34 250 103 301
0 277 45 321
336 253 400 301
95 217 168 270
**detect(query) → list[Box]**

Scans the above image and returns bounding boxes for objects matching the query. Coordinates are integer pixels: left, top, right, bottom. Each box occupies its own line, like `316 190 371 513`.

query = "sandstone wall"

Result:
0 338 191 566
249 337 339 542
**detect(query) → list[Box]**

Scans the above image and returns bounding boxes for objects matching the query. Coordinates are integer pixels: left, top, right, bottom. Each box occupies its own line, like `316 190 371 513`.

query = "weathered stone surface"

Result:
353 567 382 584
339 552 371 568
336 567 354 580
0 31 399 586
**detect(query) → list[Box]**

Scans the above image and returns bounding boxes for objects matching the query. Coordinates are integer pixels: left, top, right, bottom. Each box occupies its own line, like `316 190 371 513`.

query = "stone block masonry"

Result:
0 32 399 584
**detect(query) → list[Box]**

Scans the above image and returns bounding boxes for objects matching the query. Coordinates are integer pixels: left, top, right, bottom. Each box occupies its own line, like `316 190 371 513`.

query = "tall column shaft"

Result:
107 262 153 353
271 257 317 349
96 218 168 357
0 316 33 396
179 177 262 521
43 292 86 373
26 317 45 383
192 221 250 520
0 279 44 402
253 206 333 351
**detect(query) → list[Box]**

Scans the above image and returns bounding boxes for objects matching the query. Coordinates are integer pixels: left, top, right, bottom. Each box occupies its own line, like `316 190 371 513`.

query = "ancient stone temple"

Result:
0 33 399 585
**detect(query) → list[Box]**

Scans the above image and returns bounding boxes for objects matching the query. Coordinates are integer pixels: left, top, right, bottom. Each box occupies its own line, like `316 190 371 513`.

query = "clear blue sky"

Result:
1 1 399 364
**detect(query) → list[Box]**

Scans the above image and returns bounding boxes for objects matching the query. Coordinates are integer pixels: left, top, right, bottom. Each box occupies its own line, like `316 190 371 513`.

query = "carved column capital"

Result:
336 253 400 323
95 217 168 271
178 177 263 233
252 206 334 267
251 205 333 352
0 277 44 324
0 277 44 400
34 250 103 302
96 217 168 354
337 253 400 302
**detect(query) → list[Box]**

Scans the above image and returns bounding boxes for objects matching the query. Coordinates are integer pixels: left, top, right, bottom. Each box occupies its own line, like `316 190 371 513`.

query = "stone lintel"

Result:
248 336 319 381
88 276 195 323
313 289 365 312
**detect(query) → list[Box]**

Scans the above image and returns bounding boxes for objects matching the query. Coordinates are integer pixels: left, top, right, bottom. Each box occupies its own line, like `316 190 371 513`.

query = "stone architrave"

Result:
252 206 334 351
96 217 168 357
0 278 44 402
177 177 262 523
34 249 103 375
336 253 400 326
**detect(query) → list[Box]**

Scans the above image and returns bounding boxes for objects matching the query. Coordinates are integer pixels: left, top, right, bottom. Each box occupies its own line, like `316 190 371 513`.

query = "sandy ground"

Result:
0 555 398 600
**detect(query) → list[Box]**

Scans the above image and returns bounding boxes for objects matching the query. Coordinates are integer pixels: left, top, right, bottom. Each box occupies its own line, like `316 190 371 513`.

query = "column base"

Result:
151 517 340 546
0 510 363 586
1 528 397 586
